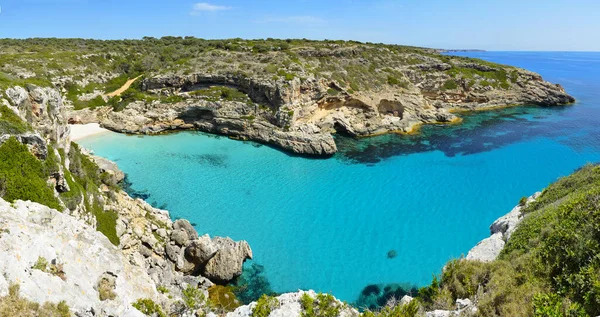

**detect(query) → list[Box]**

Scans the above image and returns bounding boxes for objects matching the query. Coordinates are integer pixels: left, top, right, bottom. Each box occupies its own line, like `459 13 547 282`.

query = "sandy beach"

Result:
69 123 110 141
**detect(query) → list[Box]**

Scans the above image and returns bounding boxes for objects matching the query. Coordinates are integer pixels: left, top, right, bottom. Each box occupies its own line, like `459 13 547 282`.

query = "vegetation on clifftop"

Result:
419 164 600 316
0 37 524 112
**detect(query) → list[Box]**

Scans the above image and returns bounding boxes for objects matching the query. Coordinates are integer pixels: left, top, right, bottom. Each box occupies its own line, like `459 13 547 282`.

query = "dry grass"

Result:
0 283 70 317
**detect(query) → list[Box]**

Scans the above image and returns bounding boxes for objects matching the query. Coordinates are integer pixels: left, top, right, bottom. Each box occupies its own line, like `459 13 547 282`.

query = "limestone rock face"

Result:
202 237 253 284
5 85 70 150
0 198 157 317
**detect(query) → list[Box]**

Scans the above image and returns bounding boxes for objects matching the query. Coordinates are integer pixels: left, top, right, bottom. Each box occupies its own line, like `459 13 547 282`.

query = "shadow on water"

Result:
231 261 278 305
334 105 591 165
121 174 168 209
355 283 419 311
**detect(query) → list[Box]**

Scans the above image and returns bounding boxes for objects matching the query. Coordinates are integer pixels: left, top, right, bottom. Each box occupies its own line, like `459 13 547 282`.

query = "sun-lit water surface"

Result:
79 52 600 302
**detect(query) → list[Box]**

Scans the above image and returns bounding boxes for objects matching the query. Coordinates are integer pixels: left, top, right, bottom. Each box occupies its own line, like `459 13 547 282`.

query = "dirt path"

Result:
106 75 143 98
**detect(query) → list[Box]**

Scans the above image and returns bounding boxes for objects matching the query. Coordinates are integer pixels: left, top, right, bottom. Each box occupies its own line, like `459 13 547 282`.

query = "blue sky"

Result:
0 0 598 51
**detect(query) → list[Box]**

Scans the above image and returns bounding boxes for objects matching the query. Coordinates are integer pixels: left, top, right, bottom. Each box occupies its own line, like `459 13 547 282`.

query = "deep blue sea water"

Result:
79 52 600 303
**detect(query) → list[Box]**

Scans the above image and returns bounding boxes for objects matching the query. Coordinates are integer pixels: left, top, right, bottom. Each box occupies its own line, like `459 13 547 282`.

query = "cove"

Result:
78 52 600 303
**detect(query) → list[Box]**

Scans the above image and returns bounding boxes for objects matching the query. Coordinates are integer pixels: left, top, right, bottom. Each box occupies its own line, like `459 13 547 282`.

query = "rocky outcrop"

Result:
0 198 155 316
6 85 71 150
467 192 541 262
202 237 253 283
69 55 574 156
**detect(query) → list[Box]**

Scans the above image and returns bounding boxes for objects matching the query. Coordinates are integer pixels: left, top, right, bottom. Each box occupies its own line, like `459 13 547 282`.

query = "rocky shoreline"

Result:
0 39 580 316
66 47 574 157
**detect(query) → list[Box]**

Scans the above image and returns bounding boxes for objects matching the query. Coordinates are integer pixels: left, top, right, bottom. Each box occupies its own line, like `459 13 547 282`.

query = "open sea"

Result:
78 51 600 304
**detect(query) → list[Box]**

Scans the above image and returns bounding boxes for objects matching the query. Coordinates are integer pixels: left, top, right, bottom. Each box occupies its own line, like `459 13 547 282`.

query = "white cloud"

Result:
191 2 231 15
255 16 325 25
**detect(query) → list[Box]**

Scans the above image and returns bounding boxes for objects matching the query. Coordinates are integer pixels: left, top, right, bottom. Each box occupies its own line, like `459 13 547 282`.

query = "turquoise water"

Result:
79 52 600 303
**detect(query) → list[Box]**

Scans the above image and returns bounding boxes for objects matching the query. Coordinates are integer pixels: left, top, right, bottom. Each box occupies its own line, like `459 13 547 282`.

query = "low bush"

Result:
132 298 166 317
0 105 29 134
0 137 61 209
251 294 279 317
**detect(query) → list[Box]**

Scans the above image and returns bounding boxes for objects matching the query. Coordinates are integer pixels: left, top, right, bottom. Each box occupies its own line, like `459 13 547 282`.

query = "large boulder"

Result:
202 237 252 284
185 234 218 266
173 219 198 240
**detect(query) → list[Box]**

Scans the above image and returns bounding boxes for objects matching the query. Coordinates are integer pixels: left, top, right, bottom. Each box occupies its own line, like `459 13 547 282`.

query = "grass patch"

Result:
0 283 70 317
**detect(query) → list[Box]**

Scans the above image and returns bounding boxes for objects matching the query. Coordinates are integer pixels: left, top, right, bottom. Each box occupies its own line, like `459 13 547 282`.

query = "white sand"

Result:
69 123 110 141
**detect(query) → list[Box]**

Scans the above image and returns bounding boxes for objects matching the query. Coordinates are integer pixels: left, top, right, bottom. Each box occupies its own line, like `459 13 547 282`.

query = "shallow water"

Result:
79 52 600 303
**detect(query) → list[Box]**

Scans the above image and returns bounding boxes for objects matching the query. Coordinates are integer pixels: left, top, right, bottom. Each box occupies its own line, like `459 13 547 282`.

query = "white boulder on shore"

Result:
466 192 541 262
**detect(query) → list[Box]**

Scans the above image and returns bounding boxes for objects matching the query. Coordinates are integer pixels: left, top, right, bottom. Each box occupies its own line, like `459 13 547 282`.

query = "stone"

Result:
173 219 198 240
185 234 218 266
165 244 182 263
71 61 574 157
92 155 125 183
202 238 252 284
400 295 413 306
171 229 189 246
456 298 472 310
139 244 153 258
466 233 505 262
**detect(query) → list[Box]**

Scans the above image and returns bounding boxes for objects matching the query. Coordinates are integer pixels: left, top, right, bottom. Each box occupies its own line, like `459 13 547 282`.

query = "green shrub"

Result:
183 285 205 310
442 80 458 90
32 256 49 271
362 300 419 317
92 205 120 246
251 294 279 317
327 88 340 96
0 137 61 209
519 196 528 206
0 105 29 134
300 293 341 317
132 298 166 317
387 76 401 86
265 64 278 74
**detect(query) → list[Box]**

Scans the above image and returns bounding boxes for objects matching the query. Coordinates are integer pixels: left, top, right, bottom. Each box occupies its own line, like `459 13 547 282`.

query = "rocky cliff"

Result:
70 52 574 156
0 84 253 316
0 38 574 156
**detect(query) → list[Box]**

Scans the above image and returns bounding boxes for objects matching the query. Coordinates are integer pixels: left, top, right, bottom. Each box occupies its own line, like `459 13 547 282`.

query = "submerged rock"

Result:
387 250 398 259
